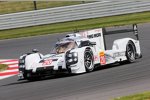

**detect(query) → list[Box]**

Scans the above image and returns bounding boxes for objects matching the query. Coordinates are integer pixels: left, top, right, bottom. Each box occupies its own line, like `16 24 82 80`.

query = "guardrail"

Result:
0 0 150 30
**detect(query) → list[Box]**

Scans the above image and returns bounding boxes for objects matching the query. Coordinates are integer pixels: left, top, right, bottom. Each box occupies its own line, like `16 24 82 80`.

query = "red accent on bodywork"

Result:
42 59 53 66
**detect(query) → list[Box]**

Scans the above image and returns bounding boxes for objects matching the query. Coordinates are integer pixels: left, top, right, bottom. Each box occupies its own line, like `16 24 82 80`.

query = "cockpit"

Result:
51 39 77 54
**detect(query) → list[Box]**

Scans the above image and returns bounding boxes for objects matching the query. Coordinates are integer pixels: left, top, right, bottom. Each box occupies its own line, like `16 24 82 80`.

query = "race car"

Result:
18 24 142 80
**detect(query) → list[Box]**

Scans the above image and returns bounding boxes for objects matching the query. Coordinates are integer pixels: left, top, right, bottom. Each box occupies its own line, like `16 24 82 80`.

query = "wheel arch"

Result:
112 38 136 52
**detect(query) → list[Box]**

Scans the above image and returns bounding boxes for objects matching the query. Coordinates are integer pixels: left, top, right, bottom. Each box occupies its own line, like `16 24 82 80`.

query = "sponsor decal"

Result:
80 31 88 38
42 59 52 66
113 51 125 58
94 55 99 61
87 33 101 39
99 51 106 65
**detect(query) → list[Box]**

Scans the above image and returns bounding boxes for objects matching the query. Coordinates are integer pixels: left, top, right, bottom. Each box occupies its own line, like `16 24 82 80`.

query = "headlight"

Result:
68 59 73 63
73 58 77 62
68 53 73 57
19 65 25 68
66 52 78 65
19 59 25 63
19 59 25 69
19 59 25 65
73 52 78 57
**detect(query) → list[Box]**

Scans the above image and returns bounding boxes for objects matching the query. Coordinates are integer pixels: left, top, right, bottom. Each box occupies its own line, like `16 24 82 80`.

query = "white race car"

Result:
18 24 142 80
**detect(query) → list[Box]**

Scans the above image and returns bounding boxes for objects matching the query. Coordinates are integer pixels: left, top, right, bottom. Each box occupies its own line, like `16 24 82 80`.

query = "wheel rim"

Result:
84 52 93 69
127 44 135 60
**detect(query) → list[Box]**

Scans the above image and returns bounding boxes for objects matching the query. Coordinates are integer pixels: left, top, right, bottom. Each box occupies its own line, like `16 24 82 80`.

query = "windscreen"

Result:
51 41 77 54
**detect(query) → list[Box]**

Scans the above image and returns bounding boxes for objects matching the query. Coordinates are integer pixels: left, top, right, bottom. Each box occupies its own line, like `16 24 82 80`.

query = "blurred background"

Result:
0 1 90 14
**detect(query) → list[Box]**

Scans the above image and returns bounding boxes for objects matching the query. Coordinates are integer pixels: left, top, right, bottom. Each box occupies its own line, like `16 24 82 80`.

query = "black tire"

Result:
84 49 94 72
23 72 27 79
26 73 33 81
26 75 40 81
26 73 38 81
126 41 136 63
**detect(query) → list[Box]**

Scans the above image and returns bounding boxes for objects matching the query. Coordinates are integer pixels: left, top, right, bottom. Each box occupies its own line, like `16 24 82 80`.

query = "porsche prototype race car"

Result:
18 24 142 80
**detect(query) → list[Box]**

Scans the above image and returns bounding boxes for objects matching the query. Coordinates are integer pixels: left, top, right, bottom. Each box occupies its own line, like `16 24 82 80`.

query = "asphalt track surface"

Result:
0 23 150 100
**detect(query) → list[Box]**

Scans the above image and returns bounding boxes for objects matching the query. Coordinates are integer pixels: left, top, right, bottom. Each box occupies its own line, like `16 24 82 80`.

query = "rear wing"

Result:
103 24 139 40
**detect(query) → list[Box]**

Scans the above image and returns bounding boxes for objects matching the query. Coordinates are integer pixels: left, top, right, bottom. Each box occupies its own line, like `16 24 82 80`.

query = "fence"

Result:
0 0 150 30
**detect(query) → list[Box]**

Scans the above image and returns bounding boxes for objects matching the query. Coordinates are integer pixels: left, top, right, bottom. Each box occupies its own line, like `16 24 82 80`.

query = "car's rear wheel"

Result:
126 41 136 63
84 49 94 72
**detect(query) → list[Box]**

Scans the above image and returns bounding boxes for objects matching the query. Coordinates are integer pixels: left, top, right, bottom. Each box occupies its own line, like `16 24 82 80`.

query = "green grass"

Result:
0 11 150 40
0 64 8 71
114 91 150 100
0 1 86 14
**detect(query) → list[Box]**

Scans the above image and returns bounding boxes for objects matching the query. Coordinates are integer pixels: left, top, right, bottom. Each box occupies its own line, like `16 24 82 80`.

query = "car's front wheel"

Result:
84 49 94 72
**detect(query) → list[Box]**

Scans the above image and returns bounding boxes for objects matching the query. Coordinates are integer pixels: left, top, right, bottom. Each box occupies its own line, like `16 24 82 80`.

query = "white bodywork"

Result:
18 27 142 79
